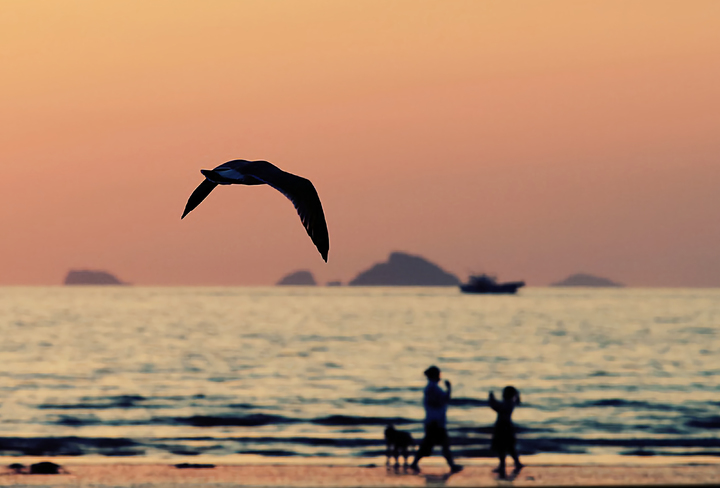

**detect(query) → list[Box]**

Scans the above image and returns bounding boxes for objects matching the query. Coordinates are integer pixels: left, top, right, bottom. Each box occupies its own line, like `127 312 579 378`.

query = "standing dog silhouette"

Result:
384 425 415 467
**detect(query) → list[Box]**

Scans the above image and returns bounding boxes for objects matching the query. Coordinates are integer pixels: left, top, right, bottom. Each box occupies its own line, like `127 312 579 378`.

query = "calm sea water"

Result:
0 286 718 461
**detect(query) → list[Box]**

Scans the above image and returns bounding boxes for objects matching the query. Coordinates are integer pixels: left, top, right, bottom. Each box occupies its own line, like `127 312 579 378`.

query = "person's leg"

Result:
412 422 445 471
410 434 433 471
439 429 462 472
496 452 507 478
441 441 454 467
441 443 463 472
510 447 523 473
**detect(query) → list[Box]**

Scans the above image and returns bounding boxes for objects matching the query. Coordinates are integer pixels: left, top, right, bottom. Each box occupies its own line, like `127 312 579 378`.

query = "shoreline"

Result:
3 453 720 466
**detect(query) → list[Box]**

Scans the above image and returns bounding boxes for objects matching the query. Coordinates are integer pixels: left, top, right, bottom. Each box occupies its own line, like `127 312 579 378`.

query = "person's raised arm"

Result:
489 391 501 412
444 380 452 400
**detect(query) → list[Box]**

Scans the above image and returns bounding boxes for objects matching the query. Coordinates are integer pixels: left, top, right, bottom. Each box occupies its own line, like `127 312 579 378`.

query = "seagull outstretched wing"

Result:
181 179 218 219
244 161 329 262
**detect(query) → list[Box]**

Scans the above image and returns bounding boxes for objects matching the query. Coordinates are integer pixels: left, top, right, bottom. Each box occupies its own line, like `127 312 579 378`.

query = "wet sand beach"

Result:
1 461 719 487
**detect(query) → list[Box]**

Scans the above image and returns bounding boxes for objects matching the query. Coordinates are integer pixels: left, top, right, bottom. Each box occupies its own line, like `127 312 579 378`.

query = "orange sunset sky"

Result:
2 1 719 286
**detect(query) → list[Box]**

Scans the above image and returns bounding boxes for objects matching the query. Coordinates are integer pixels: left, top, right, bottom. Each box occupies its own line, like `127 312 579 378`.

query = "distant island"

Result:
348 251 460 286
326 281 342 287
551 273 624 287
64 270 127 285
276 270 317 286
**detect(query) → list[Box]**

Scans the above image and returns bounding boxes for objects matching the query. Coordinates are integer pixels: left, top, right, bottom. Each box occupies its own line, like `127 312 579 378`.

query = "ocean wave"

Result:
5 433 717 458
311 415 414 426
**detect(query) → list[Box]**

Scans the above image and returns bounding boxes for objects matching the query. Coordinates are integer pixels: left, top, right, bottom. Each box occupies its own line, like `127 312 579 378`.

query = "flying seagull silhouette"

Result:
182 159 329 262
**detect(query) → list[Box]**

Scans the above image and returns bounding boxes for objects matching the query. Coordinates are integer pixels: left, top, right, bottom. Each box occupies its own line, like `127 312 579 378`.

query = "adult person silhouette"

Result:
410 366 463 474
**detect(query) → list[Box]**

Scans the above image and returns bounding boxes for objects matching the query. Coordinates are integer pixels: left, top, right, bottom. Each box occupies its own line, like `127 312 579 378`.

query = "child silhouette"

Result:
489 386 523 479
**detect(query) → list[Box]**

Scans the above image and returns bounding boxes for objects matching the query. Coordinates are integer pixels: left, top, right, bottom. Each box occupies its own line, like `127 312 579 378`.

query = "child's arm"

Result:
488 391 501 411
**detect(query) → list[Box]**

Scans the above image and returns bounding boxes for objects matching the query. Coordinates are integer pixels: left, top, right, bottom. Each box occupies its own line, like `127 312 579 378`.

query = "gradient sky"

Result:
2 1 720 286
